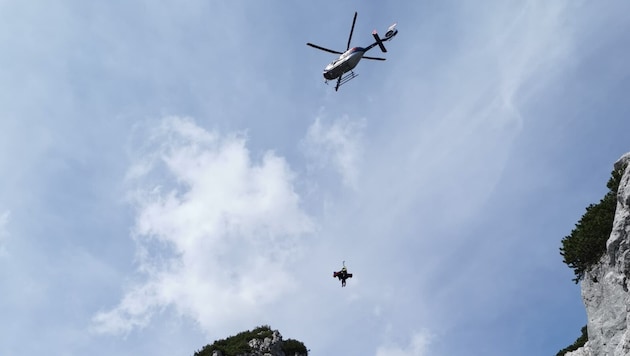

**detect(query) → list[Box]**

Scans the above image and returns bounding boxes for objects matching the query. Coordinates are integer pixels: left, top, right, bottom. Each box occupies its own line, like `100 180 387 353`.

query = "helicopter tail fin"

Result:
384 23 398 39
372 30 388 53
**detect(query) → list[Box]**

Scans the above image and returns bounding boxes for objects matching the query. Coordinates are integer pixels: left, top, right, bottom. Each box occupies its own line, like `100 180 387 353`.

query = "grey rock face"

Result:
247 330 285 356
568 153 630 356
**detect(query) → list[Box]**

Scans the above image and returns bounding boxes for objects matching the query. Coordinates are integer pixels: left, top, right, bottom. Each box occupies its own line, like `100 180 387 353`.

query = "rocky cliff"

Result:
194 325 308 356
567 153 630 356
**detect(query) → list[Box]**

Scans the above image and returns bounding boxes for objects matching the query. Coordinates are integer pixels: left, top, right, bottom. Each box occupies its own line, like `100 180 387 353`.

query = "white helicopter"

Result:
307 12 398 91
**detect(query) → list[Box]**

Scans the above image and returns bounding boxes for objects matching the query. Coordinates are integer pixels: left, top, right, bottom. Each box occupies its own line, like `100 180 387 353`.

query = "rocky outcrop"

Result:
567 153 630 356
195 326 307 356
244 329 284 356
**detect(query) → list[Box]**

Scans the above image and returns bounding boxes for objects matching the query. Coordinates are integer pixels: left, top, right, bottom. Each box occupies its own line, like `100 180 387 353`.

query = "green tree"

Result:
194 325 271 356
282 338 308 355
560 165 625 283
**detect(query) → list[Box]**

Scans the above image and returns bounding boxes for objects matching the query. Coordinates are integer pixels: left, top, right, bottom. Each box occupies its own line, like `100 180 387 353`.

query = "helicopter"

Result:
333 261 353 287
307 12 398 91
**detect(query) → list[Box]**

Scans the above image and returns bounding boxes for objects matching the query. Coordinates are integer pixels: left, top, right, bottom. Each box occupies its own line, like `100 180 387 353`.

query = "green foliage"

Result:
560 165 626 283
282 338 308 355
194 325 307 356
194 325 271 356
557 325 588 356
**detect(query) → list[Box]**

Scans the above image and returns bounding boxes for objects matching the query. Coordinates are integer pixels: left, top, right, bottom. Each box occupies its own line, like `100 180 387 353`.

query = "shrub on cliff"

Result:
282 338 308 355
556 325 588 356
560 165 626 283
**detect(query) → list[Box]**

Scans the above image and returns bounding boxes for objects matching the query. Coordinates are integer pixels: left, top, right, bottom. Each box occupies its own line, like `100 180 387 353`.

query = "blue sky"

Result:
1 1 630 355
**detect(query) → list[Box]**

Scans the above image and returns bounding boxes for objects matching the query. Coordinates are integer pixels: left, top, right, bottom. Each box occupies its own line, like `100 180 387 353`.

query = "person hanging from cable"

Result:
333 261 353 287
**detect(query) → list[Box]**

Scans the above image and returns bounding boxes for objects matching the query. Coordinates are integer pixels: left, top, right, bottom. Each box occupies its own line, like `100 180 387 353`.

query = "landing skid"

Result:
325 71 359 91
336 71 358 91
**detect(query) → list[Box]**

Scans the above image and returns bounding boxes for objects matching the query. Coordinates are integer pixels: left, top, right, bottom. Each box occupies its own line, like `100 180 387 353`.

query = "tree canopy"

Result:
560 165 625 283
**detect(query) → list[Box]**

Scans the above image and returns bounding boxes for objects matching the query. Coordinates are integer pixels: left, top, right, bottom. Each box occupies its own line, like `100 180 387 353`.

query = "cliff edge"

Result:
567 153 630 356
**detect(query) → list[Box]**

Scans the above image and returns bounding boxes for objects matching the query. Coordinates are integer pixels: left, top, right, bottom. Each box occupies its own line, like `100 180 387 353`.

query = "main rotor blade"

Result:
363 56 386 61
346 12 357 50
307 43 343 55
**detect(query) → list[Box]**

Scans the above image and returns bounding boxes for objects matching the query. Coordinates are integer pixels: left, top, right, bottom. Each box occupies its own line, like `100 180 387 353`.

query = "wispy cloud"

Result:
302 116 366 189
376 330 434 356
93 117 313 336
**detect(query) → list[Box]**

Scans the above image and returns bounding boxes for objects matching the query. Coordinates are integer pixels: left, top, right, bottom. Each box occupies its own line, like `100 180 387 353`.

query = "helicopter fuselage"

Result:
323 47 365 80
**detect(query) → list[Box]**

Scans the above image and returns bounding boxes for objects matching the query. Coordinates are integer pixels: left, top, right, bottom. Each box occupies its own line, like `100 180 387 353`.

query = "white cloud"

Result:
376 330 434 356
93 117 313 336
302 116 366 189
